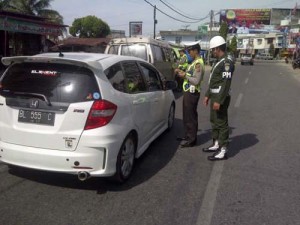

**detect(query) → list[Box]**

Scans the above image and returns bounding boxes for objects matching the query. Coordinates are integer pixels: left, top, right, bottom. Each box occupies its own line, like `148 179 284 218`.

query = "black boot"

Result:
176 136 187 141
180 139 196 148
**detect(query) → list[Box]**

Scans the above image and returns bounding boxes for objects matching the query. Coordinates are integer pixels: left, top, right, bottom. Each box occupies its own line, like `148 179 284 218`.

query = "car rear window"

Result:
107 45 119 54
120 44 147 61
0 62 100 103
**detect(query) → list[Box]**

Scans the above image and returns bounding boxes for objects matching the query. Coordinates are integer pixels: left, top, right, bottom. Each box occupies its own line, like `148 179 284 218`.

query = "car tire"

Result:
114 133 136 183
167 103 175 131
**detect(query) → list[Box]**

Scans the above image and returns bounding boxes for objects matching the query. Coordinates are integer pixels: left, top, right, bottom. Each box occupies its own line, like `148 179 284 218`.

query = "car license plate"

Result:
18 109 55 126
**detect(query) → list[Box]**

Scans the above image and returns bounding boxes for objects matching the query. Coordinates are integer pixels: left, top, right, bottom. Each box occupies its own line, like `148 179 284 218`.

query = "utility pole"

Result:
153 5 157 39
209 10 214 41
208 10 214 64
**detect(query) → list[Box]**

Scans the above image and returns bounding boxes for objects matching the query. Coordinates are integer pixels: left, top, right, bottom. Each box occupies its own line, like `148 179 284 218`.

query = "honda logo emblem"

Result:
30 100 39 108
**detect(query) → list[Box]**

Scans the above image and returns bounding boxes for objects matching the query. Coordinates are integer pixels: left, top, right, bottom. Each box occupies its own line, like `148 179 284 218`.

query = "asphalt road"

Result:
0 61 300 225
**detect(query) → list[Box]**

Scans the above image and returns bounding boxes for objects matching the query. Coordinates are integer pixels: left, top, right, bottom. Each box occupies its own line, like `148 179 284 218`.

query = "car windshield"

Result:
120 44 147 60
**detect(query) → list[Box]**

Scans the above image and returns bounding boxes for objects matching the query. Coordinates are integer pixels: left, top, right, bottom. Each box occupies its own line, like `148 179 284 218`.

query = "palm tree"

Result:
9 0 63 24
0 0 14 10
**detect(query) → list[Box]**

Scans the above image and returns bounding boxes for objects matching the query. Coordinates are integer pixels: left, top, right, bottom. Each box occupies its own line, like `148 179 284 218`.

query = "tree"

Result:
0 0 9 10
228 36 237 55
69 16 110 38
9 0 63 24
219 21 228 41
0 0 12 10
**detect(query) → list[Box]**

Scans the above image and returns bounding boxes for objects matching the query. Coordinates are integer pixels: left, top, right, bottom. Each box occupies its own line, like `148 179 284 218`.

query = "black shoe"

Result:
180 139 196 148
176 136 187 141
202 146 219 153
207 150 228 161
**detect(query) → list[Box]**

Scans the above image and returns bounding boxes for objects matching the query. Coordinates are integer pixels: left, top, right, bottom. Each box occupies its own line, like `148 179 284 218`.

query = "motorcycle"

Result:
292 58 300 69
285 57 289 64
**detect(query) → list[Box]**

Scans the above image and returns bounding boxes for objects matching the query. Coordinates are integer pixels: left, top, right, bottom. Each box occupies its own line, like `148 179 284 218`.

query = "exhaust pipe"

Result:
78 171 90 181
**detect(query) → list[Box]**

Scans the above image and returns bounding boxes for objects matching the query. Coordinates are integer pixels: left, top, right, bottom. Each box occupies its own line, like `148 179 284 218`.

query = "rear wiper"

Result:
13 92 52 106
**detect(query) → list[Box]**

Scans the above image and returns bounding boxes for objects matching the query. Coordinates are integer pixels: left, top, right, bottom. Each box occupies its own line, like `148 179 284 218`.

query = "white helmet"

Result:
209 36 226 49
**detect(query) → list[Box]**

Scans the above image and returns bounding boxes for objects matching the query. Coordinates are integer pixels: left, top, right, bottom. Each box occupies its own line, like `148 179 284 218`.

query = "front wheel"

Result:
114 133 136 183
167 104 175 131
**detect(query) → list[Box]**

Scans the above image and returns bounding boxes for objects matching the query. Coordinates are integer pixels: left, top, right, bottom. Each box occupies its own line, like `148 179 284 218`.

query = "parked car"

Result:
0 52 177 183
255 53 273 60
105 37 178 81
241 54 254 65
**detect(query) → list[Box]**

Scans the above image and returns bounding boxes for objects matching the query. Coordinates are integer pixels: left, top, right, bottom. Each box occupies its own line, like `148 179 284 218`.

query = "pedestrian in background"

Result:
175 42 205 148
202 36 235 160
174 48 188 92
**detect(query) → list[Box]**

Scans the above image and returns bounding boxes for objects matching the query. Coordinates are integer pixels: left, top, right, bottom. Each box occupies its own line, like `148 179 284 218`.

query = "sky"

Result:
51 0 298 37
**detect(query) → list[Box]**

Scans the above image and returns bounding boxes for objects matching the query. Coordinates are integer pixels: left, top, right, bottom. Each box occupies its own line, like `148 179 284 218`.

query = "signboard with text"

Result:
220 9 271 34
198 25 208 35
129 21 143 37
0 18 63 35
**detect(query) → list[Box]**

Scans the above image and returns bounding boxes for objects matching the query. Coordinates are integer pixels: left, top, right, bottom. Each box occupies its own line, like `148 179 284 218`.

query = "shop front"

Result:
0 10 66 61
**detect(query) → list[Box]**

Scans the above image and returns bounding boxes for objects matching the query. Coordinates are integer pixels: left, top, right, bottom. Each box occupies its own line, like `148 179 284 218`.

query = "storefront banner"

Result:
0 18 63 35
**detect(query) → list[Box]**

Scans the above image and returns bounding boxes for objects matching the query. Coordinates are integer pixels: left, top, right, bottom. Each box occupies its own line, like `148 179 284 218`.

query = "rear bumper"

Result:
0 139 121 177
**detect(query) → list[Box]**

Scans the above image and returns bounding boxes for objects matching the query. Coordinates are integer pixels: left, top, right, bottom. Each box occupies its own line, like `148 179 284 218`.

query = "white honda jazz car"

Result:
0 52 176 183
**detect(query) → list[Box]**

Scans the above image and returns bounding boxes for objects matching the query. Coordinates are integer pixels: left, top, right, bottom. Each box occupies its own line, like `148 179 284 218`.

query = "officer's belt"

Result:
210 86 221 93
184 89 200 93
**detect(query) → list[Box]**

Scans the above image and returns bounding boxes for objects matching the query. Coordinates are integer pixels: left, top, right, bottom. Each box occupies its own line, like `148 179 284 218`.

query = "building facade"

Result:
0 10 66 59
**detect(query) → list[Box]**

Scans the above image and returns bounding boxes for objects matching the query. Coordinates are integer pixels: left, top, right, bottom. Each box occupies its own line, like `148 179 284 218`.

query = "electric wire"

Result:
144 0 210 24
159 0 204 21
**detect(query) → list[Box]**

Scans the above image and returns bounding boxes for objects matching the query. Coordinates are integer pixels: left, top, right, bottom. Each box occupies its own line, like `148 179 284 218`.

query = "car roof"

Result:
109 36 170 47
1 52 148 71
38 52 147 63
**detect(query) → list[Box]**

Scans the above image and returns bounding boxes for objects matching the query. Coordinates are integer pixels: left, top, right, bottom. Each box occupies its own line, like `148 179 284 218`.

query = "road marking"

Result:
245 78 249 84
234 93 243 108
196 161 225 225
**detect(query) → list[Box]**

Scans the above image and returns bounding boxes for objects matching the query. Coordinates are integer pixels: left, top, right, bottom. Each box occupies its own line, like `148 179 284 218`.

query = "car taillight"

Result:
84 100 117 130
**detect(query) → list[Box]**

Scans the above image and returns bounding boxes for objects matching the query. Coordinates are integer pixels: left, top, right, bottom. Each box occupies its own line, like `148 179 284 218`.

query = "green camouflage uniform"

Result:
205 55 235 148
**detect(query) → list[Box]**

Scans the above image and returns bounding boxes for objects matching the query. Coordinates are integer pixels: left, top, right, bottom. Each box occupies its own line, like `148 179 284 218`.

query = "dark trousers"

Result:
183 91 200 142
175 75 183 91
210 96 231 148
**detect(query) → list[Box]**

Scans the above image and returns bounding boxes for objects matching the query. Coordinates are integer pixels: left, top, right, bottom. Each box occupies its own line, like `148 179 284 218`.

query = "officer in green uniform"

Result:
202 36 235 160
175 42 205 147
174 49 188 92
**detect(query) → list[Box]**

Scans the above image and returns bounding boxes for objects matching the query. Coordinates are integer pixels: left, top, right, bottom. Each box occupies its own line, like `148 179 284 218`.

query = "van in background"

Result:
105 37 178 81
256 53 273 60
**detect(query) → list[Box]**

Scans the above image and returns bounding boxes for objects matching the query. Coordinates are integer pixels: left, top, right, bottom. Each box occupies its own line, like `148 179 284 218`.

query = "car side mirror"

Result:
164 80 177 90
